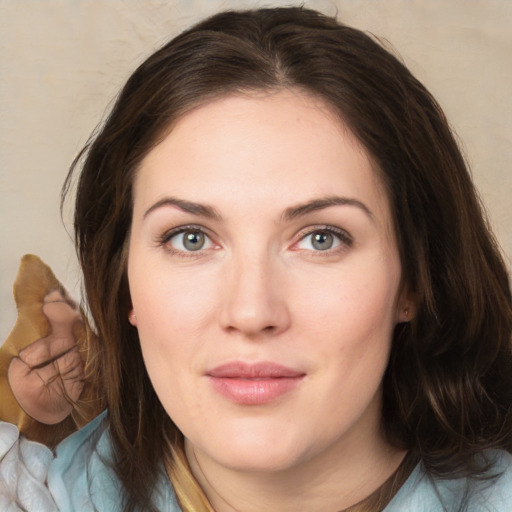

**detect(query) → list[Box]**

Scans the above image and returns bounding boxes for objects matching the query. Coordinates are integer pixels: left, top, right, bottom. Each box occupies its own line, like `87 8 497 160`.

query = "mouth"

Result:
206 361 305 405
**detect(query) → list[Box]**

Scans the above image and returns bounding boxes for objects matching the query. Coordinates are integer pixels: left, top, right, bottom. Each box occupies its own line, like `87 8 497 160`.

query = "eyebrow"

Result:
282 196 373 221
143 197 222 220
143 195 373 222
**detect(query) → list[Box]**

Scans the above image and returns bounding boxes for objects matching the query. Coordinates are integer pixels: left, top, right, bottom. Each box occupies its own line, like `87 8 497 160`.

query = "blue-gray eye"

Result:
167 229 213 252
311 231 334 250
183 231 205 251
296 228 349 252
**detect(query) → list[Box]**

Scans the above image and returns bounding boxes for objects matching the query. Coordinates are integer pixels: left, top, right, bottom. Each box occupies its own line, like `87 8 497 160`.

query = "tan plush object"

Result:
0 254 105 448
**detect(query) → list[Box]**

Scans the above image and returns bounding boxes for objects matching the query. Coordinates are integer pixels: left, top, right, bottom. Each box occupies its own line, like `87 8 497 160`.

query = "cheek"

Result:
295 261 400 343
292 255 400 396
128 268 217 399
302 273 397 416
132 282 205 426
131 266 217 336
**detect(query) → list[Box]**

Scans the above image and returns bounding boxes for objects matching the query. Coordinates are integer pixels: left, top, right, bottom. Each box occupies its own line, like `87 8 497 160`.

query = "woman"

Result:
5 6 512 512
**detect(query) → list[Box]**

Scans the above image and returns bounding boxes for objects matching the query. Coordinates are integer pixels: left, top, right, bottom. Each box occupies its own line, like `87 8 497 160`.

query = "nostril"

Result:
224 323 279 337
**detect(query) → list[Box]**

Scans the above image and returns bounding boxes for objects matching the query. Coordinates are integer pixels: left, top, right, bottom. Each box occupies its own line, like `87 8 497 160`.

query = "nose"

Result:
219 253 291 338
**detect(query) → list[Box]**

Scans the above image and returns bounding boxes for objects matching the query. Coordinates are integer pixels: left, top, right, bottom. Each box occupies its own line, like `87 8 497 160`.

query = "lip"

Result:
206 361 305 405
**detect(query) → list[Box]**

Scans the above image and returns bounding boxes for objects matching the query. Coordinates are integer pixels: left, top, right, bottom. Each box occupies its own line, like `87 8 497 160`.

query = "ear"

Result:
396 290 417 324
128 309 138 327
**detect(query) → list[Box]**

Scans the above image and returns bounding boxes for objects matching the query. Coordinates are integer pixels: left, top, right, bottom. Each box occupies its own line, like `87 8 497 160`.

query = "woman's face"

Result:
128 90 407 474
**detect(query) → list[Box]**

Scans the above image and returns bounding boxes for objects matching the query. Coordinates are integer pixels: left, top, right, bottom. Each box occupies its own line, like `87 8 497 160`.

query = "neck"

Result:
184 406 406 512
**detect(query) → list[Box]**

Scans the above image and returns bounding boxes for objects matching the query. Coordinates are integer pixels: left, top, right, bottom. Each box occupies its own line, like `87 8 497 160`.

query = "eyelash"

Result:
157 224 216 257
156 224 353 257
292 225 353 254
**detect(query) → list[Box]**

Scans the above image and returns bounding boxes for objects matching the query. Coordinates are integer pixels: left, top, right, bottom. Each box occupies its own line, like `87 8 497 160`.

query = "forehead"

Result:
133 90 391 226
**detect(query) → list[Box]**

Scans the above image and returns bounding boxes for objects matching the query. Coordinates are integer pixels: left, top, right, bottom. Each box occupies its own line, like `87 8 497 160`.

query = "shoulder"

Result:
385 450 512 512
47 411 181 512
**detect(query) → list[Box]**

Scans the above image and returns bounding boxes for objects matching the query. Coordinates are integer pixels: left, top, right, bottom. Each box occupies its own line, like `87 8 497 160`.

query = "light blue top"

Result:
2 411 512 511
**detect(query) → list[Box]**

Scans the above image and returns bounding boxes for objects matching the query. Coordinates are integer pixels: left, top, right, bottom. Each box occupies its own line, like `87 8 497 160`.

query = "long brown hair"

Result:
63 7 512 511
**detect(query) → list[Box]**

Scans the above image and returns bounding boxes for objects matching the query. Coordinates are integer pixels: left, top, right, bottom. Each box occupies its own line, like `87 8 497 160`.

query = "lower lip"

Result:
208 376 303 405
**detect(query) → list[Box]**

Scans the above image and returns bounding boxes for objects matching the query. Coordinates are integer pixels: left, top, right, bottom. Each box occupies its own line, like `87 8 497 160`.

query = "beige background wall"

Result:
1 0 511 342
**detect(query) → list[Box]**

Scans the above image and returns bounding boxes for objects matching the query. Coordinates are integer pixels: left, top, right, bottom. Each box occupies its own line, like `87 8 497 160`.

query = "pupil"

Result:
312 232 333 250
184 231 204 251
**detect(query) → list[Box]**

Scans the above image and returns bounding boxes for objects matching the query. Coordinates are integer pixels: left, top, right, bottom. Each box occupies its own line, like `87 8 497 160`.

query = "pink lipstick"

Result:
207 362 305 405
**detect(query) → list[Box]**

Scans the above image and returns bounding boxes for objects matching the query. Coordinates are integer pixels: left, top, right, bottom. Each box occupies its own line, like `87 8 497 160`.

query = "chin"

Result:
215 445 306 473
194 421 318 473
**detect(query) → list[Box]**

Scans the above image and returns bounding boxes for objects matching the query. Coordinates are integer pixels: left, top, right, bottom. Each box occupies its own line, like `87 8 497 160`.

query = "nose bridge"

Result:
220 245 289 336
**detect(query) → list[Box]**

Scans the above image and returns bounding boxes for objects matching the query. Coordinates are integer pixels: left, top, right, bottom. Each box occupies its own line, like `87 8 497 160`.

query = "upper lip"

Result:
207 361 305 379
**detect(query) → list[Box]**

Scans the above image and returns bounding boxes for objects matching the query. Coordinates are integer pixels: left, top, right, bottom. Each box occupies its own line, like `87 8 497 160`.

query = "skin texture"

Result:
128 90 411 511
